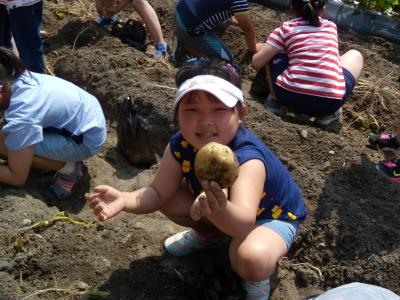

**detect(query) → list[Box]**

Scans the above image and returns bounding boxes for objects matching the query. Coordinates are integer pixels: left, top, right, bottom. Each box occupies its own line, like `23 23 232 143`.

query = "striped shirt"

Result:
176 0 249 34
267 18 345 100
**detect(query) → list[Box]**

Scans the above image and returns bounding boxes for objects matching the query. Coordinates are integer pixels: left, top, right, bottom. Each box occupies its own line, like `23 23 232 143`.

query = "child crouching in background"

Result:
252 0 363 126
0 47 106 199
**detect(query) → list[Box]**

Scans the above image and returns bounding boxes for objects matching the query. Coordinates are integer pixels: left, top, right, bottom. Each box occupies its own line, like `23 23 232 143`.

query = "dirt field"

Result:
0 0 399 299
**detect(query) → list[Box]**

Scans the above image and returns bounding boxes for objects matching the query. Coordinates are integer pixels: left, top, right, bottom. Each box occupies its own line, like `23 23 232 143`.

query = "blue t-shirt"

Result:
1 71 106 154
176 0 249 33
169 126 307 222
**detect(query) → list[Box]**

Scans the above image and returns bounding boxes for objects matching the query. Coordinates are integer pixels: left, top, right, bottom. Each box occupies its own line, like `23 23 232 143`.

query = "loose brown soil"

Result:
1 1 399 299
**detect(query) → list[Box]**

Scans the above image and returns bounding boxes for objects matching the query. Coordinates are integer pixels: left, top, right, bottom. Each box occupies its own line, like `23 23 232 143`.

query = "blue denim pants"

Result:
34 133 94 162
9 1 45 73
0 5 12 48
175 12 233 62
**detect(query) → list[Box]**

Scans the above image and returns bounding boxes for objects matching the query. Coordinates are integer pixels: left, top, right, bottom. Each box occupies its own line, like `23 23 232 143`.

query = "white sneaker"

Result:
164 229 224 257
315 108 342 126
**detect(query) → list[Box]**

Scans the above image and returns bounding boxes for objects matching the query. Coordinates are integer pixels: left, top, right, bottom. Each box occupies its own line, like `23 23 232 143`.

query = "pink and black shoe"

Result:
48 161 88 200
376 159 400 184
368 132 400 151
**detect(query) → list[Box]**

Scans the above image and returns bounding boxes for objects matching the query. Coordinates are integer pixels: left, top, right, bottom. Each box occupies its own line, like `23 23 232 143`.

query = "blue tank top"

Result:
169 126 307 222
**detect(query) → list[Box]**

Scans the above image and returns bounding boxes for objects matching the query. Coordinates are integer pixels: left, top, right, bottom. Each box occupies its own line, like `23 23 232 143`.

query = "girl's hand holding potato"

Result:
190 180 228 221
85 185 126 221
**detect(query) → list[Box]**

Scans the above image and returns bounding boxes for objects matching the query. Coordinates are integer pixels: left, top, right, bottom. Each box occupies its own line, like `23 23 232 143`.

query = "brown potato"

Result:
195 142 239 188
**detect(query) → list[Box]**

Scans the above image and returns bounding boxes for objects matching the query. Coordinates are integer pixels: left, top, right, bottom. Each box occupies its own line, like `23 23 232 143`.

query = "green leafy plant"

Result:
359 0 399 15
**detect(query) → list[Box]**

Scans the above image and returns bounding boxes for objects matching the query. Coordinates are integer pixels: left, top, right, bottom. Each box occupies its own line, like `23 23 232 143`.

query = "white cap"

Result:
175 75 244 108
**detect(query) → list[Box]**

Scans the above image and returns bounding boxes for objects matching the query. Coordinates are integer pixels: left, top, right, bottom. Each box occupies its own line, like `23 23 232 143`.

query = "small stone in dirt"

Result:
133 222 145 229
328 150 335 155
300 129 308 138
93 256 111 274
22 219 32 226
75 281 89 291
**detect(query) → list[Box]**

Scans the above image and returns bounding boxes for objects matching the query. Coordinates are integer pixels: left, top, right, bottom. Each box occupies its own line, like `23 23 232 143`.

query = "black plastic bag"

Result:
111 19 147 52
116 97 156 167
250 67 269 98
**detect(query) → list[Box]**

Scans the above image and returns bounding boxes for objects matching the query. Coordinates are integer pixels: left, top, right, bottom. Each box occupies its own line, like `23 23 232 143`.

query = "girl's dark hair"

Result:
0 47 26 83
292 0 326 26
175 57 242 89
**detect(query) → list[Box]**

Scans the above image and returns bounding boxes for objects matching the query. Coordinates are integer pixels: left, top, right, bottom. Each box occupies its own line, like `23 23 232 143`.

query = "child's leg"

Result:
229 226 288 282
263 53 288 115
0 5 12 49
34 133 94 199
230 219 299 299
267 52 288 101
8 1 45 74
189 32 232 61
175 12 232 61
265 65 276 98
34 133 93 162
0 132 64 171
340 49 363 81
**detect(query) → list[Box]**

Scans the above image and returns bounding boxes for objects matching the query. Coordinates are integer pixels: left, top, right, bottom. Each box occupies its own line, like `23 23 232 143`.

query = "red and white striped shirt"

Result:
267 18 345 100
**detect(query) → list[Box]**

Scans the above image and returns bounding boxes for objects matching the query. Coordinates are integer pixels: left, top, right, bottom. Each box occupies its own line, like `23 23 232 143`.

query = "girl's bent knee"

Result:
351 49 363 63
231 245 277 281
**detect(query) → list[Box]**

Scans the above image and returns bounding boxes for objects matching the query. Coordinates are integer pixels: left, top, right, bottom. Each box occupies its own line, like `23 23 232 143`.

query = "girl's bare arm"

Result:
252 43 279 69
235 13 258 53
207 159 266 238
123 144 183 214
0 146 34 186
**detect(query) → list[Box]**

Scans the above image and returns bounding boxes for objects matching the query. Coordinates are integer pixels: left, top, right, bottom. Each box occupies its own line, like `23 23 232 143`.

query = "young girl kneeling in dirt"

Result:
0 47 107 199
252 0 363 126
86 58 307 300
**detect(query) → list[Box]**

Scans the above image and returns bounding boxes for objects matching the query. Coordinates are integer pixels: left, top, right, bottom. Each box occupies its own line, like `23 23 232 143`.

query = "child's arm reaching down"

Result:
191 159 266 238
252 43 279 69
86 144 183 221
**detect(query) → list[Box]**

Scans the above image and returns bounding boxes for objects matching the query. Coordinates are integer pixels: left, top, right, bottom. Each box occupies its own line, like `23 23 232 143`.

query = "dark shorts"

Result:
269 53 356 117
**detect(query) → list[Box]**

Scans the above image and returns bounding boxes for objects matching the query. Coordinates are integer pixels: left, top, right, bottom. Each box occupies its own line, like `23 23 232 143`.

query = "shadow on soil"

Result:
314 154 400 261
96 247 247 300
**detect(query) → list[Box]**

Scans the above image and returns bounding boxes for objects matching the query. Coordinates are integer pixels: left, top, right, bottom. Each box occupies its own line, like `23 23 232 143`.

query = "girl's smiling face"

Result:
177 90 245 149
